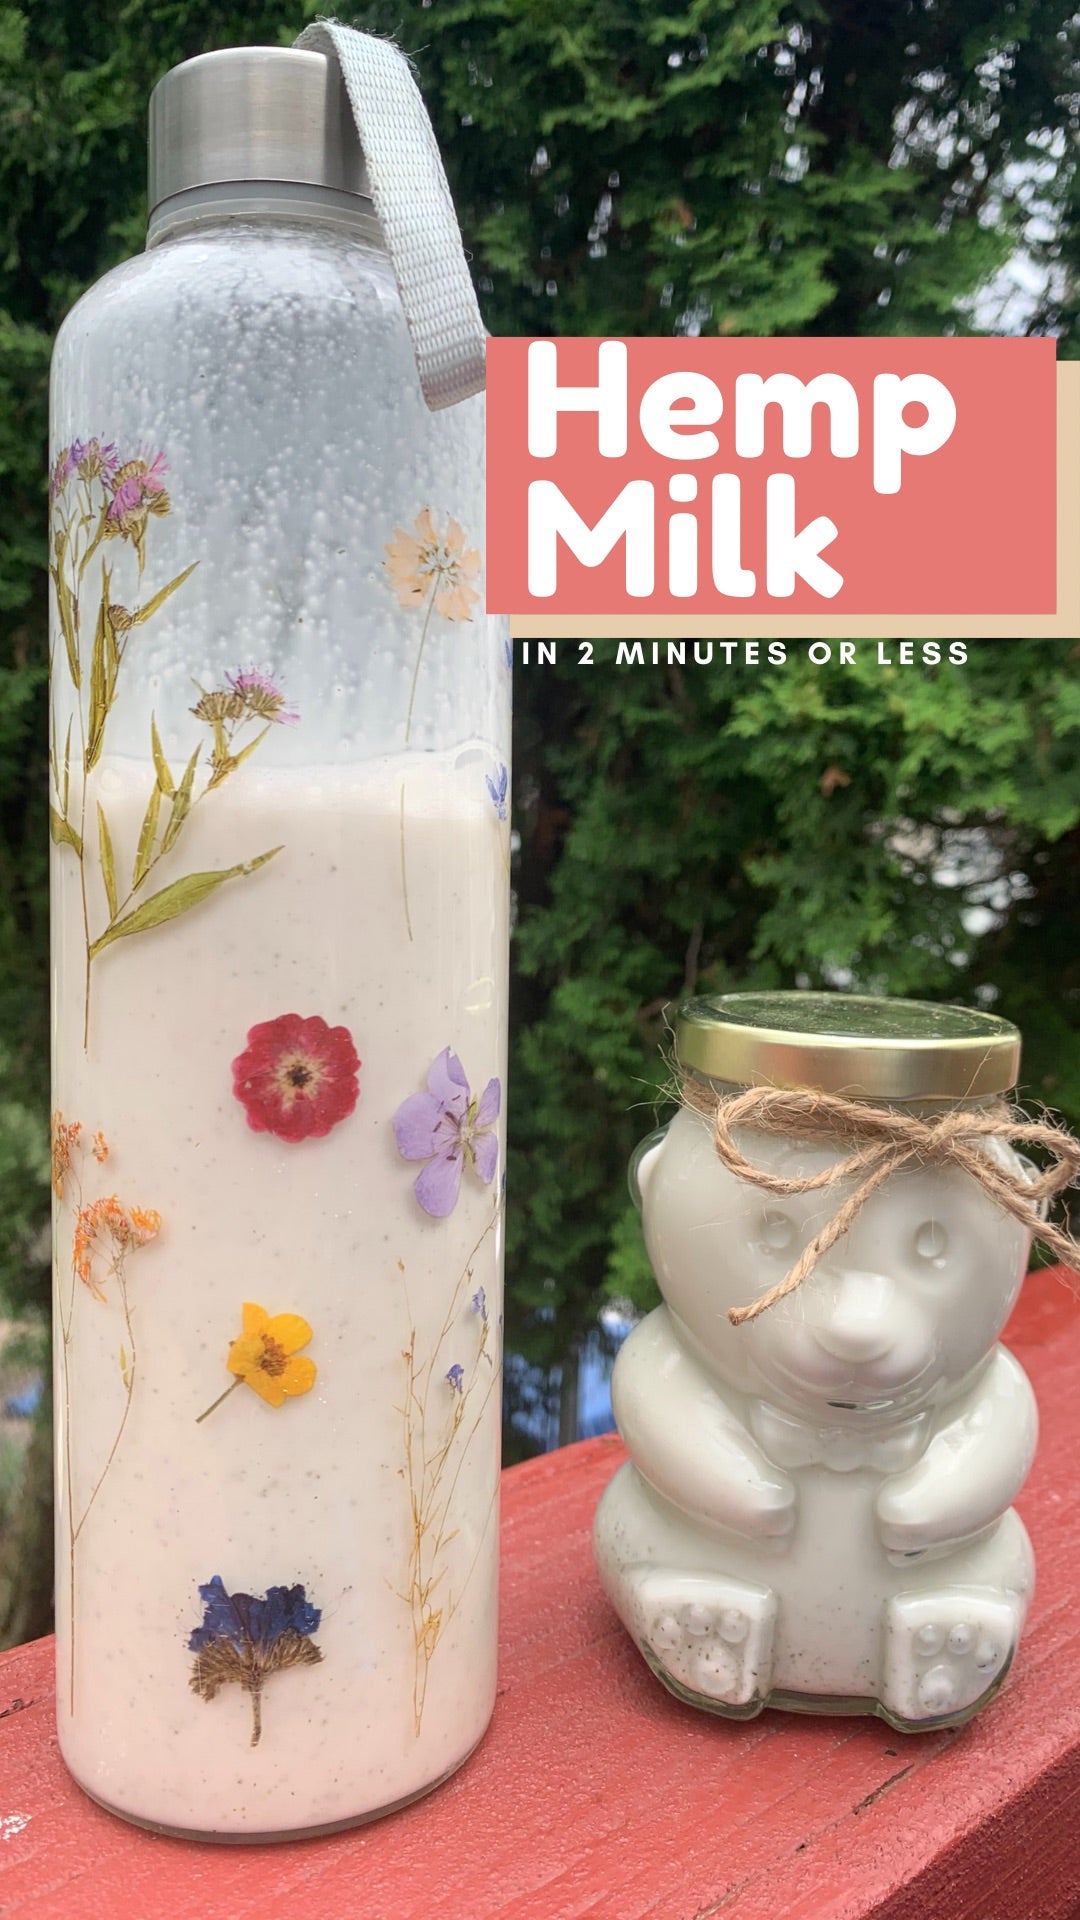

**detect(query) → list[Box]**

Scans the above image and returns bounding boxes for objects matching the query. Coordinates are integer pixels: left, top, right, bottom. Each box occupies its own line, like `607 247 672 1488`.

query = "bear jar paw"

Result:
633 1572 778 1716
881 1591 1021 1729
594 990 1046 1731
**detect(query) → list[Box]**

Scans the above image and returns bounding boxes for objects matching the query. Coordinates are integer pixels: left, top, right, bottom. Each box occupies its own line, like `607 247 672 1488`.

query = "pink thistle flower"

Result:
104 452 171 570
225 668 300 726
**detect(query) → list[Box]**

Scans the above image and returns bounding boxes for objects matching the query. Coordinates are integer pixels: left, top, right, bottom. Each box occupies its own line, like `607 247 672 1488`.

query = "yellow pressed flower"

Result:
384 509 481 622
197 1302 317 1421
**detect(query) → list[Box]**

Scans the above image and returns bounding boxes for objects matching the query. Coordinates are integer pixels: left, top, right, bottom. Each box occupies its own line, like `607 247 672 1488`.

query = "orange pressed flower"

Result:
92 1131 109 1164
73 1195 161 1300
126 1205 161 1240
51 1112 82 1199
384 509 481 622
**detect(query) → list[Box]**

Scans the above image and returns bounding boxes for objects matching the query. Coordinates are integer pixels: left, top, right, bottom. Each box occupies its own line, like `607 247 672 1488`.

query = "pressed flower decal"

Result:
51 1112 82 1200
225 667 300 725
385 509 480 623
50 438 119 503
49 439 285 1047
485 764 508 822
398 1198 502 1735
73 1195 162 1303
232 1014 360 1143
104 453 170 572
383 506 486 938
189 1576 323 1747
197 1304 317 1422
191 666 300 789
52 1117 161 1712
392 1048 500 1217
384 509 482 745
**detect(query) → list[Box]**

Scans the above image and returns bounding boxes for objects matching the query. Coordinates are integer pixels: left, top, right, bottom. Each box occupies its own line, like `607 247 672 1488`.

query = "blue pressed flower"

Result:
470 1287 488 1322
188 1574 323 1747
485 763 509 821
188 1574 321 1653
446 1363 465 1393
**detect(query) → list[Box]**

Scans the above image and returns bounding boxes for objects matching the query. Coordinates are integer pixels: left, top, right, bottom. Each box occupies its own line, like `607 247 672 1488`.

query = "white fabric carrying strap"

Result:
295 19 486 411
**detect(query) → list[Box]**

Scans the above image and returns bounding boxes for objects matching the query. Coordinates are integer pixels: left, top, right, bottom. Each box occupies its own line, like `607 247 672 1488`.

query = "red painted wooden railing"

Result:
1 1266 1079 1918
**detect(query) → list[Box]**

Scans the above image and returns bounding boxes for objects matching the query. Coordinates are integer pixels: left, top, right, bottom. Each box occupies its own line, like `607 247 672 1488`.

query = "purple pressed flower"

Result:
392 1047 501 1218
485 764 509 821
471 1286 488 1322
225 667 300 725
77 438 118 484
446 1363 465 1393
49 443 83 502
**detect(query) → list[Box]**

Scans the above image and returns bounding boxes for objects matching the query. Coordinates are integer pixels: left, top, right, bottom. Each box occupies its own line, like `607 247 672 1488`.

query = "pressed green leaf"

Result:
150 714 175 796
89 847 282 957
49 807 83 858
230 724 271 771
96 803 118 919
77 514 108 585
86 584 110 772
51 538 80 690
101 573 119 703
206 726 272 792
160 745 200 854
133 783 162 889
133 561 198 626
63 718 72 814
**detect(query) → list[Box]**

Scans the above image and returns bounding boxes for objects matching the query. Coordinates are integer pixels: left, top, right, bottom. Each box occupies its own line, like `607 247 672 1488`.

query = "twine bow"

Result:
680 1080 1080 1327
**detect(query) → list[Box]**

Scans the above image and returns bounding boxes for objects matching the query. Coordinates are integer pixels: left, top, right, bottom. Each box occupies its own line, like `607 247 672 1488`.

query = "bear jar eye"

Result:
913 1219 950 1267
759 1209 797 1256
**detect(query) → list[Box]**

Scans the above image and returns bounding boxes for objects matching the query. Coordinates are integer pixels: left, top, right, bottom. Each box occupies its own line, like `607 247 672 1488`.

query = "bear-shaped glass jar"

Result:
594 991 1040 1732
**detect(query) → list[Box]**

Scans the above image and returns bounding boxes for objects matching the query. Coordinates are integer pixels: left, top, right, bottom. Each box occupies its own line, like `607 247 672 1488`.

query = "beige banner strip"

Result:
511 364 1078 641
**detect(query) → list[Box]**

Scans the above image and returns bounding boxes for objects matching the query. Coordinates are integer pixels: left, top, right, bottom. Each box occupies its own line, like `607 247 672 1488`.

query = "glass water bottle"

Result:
49 42 509 1839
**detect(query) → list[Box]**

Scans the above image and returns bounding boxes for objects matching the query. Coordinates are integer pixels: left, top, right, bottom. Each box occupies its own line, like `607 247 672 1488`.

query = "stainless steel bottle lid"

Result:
676 991 1021 1101
148 47 370 214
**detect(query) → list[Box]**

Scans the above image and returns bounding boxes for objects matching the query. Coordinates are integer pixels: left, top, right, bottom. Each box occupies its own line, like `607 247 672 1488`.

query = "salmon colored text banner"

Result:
485 337 1056 618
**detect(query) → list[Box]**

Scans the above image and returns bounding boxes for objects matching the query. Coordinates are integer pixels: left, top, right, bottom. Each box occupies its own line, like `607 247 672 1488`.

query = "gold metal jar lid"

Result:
676 991 1021 1102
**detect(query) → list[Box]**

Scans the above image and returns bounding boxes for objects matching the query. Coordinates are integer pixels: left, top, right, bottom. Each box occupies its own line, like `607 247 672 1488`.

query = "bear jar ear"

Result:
628 1129 669 1210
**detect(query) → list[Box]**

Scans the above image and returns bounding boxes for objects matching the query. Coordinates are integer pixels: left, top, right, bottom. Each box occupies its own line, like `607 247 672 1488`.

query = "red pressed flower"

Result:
232 1015 360 1143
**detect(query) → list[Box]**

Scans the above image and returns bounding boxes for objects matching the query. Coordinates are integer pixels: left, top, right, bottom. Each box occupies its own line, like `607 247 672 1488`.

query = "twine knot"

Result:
680 1080 1080 1327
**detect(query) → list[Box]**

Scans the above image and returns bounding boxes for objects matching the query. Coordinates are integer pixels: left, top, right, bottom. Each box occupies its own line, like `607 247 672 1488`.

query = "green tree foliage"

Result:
379 0 1080 340
0 2 1077 1496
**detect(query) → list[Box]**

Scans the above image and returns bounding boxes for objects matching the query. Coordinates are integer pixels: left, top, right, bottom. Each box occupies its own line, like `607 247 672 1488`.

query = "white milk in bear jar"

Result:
49 31 509 1838
593 991 1065 1732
